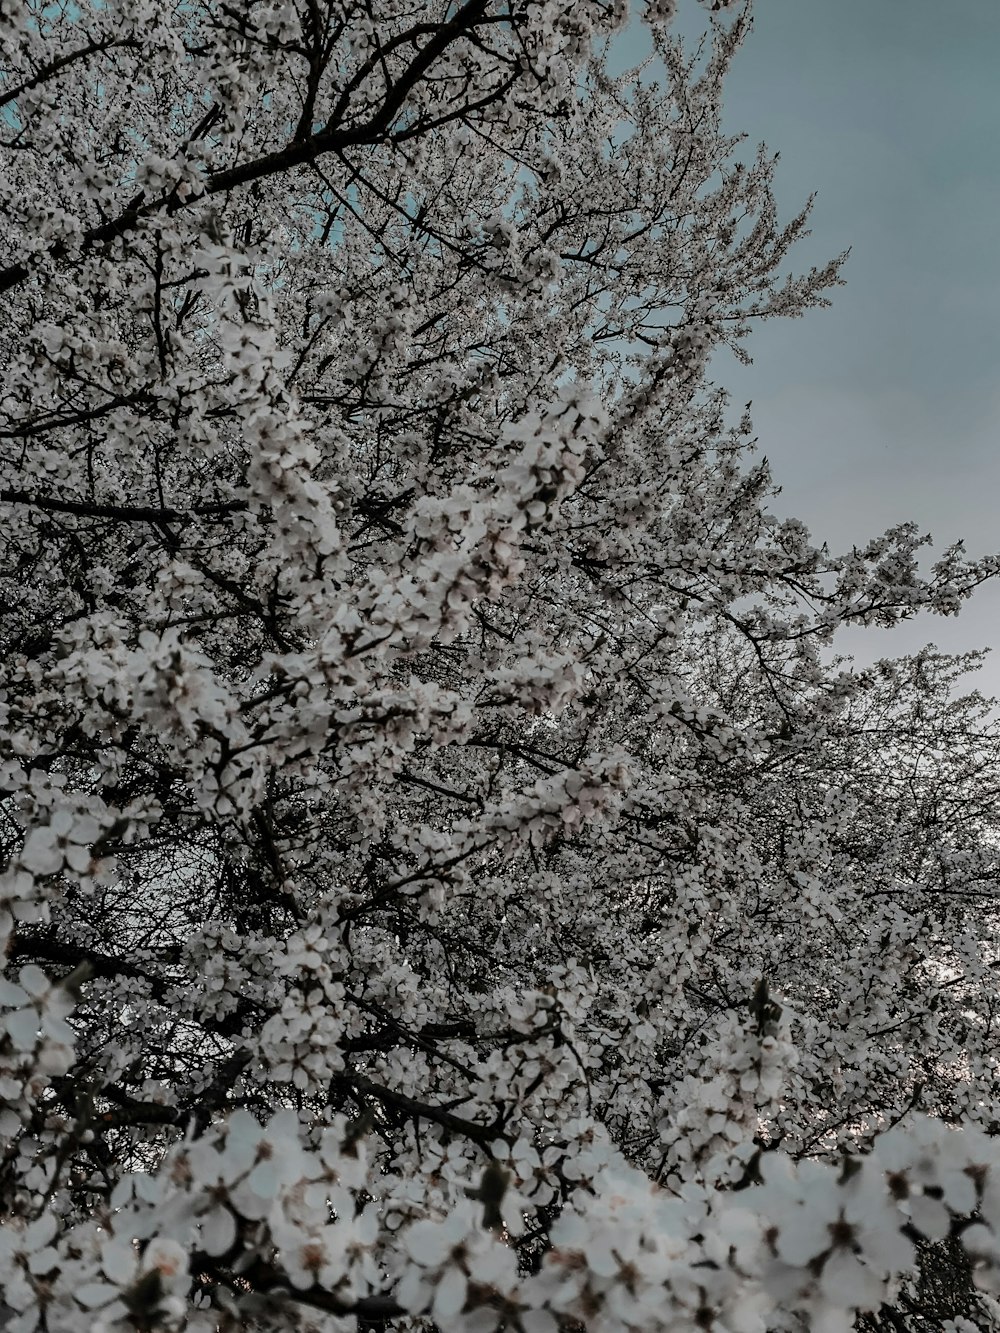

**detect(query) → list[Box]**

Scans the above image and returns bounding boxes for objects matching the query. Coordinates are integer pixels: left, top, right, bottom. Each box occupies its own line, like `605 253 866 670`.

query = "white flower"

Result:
141 1236 189 1284
20 810 100 876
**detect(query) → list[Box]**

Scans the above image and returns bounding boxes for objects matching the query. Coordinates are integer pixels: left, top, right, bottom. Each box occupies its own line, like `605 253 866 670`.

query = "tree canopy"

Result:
3 2 1000 1330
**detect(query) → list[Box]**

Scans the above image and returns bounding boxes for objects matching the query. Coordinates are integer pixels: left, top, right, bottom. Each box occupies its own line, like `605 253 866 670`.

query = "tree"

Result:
2 0 1000 1329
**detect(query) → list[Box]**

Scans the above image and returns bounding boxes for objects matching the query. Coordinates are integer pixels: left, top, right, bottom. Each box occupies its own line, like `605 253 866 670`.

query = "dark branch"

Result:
0 0 497 296
0 489 245 523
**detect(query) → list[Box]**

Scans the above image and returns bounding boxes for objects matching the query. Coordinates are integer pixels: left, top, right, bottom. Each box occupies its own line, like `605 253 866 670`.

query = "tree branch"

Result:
0 0 497 296
0 489 245 523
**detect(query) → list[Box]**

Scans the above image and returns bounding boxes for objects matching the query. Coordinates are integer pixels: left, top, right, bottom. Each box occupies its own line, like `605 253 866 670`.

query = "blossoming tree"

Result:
3 0 1000 1329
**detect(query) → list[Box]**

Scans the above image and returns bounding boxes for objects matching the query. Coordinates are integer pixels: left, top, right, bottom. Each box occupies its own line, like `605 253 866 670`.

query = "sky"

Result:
620 0 1000 694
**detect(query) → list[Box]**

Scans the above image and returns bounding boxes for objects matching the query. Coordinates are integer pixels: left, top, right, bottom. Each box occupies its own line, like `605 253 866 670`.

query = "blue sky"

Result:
620 1 1000 689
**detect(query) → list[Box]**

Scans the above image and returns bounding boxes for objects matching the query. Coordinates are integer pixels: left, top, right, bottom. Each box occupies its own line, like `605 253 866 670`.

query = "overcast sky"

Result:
620 1 1000 693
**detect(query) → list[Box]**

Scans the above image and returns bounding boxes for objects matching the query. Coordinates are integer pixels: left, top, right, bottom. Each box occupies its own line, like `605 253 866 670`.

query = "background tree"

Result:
3 1 1000 1330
